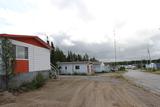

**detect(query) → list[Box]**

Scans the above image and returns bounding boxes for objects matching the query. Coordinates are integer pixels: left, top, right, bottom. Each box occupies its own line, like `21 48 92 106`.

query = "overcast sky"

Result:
0 0 160 61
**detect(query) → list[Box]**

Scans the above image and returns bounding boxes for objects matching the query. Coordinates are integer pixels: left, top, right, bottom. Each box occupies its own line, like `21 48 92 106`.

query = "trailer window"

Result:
75 65 80 69
65 66 67 70
16 45 28 59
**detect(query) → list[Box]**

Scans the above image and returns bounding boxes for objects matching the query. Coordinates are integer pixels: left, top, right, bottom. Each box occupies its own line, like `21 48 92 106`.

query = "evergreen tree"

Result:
83 53 89 61
51 47 66 66
77 54 82 61
90 57 98 62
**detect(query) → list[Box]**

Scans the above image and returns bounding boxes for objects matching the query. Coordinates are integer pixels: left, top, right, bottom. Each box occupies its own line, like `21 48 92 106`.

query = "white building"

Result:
145 63 157 70
105 65 111 72
0 34 51 89
125 65 136 69
93 62 106 73
58 62 94 75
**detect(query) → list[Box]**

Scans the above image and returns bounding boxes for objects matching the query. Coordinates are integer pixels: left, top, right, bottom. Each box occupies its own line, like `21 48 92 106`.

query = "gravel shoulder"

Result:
124 70 160 95
1 74 160 107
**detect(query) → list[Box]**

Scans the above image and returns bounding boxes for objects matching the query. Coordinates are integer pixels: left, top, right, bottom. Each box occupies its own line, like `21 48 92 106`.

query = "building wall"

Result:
11 39 50 72
145 63 157 69
105 65 111 72
59 64 72 74
93 63 106 72
9 70 49 88
59 63 90 74
93 64 101 72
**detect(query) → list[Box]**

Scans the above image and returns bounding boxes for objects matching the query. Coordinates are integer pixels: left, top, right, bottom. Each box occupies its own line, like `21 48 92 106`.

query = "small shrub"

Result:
102 71 105 73
21 73 46 91
73 72 79 75
118 67 126 71
34 73 45 88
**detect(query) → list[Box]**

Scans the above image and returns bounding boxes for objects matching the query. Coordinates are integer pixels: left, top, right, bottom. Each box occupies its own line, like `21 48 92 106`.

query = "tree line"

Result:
106 59 160 67
51 47 98 66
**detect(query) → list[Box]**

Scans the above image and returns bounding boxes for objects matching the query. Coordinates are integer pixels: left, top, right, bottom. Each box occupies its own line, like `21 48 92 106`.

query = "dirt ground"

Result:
1 73 160 107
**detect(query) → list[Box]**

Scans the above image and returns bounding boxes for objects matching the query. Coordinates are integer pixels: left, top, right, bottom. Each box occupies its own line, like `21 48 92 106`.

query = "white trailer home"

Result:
93 62 106 73
0 34 52 89
145 63 157 70
58 62 94 75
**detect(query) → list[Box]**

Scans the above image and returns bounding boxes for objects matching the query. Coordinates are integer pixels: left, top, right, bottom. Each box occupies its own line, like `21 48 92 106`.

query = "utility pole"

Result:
147 45 151 64
114 29 117 69
146 45 152 71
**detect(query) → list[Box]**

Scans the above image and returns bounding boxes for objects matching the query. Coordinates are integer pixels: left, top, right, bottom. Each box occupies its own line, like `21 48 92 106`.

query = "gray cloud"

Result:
0 0 32 12
0 18 12 27
51 32 160 62
51 0 93 20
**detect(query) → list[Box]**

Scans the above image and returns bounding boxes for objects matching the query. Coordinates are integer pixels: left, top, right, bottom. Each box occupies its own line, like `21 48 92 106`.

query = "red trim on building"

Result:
0 34 51 49
15 60 29 73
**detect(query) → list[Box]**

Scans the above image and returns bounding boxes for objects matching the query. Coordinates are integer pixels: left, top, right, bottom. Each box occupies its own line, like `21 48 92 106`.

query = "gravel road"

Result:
1 74 160 107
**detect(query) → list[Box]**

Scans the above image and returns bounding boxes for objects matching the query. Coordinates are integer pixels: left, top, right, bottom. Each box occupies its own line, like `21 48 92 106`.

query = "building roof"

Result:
0 34 51 49
58 61 93 64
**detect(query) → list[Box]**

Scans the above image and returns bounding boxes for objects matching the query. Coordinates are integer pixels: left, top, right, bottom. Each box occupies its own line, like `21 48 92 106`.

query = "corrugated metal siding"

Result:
11 39 50 72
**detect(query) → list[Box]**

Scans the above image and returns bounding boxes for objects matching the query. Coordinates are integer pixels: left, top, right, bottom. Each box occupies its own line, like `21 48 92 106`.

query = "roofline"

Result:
0 34 51 49
57 61 93 64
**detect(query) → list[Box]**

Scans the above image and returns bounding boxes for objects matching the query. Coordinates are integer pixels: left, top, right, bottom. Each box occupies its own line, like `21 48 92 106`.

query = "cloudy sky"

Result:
0 0 160 61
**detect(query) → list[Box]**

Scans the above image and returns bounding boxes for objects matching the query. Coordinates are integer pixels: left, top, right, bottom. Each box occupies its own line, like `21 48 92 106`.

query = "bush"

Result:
34 73 45 88
118 67 126 71
21 73 46 90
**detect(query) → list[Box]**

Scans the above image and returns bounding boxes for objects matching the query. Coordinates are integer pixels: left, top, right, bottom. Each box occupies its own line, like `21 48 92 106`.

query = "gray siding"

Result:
9 70 50 88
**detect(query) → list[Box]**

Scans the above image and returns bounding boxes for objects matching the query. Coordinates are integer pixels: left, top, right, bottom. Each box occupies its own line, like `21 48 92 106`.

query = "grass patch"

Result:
154 71 160 74
142 69 160 75
109 71 127 80
110 73 125 80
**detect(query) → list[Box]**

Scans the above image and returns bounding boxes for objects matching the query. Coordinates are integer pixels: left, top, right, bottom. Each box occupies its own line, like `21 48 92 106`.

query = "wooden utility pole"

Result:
147 45 151 64
114 29 117 68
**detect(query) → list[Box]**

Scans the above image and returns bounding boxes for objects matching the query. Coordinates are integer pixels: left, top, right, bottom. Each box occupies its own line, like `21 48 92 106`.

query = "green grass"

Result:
142 69 160 75
109 70 128 79
151 70 160 74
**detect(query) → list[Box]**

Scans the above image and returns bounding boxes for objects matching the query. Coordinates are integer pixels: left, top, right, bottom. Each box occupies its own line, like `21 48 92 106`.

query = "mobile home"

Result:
93 62 106 73
0 34 51 89
58 61 94 75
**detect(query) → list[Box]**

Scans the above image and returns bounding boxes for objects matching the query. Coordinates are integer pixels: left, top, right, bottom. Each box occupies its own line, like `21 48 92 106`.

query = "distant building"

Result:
125 65 136 69
58 61 94 75
155 63 160 69
93 62 110 72
105 65 111 72
145 63 157 69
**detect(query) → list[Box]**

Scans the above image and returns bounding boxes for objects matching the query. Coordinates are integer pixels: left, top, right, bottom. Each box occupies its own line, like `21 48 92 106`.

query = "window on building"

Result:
65 66 67 70
16 45 28 59
75 65 80 69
